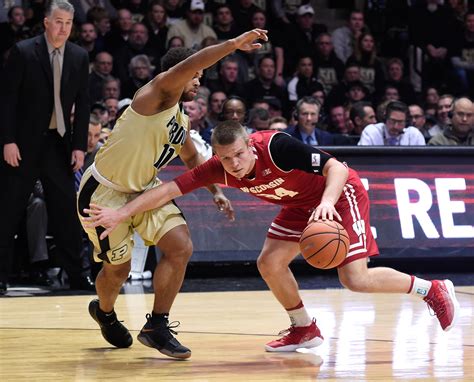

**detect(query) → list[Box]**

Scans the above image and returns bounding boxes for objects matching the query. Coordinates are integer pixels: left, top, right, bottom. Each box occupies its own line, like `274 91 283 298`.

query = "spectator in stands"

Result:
349 101 376 137
327 62 361 108
383 58 417 105
312 32 344 96
102 77 120 101
162 0 185 24
104 8 132 55
167 34 185 50
282 4 327 79
286 96 347 145
248 108 270 131
270 0 303 26
247 8 285 87
221 96 251 133
103 97 119 126
213 4 239 41
167 0 216 50
89 52 114 104
244 56 288 113
381 84 401 103
83 115 103 171
70 0 116 24
143 1 169 59
269 116 289 131
183 99 213 159
207 56 246 98
328 105 353 135
86 6 110 52
428 97 474 145
207 90 227 128
91 102 110 129
450 10 474 97
346 80 369 104
424 86 440 111
332 10 366 63
430 94 455 137
0 5 30 67
358 101 426 146
230 0 260 34
121 54 154 99
287 56 323 106
408 104 431 142
77 22 99 62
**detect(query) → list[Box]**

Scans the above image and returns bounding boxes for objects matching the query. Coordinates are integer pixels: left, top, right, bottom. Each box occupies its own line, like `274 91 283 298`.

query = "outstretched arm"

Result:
134 29 268 113
83 181 183 239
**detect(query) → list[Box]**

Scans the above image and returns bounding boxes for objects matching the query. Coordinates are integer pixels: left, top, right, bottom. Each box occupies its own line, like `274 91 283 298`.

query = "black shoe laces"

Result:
145 313 181 335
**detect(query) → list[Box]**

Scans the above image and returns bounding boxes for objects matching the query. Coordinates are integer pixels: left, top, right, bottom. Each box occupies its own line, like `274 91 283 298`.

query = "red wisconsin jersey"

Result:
175 131 362 211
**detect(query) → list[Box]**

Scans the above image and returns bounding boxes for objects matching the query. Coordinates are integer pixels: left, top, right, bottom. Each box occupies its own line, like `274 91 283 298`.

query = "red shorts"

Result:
267 182 379 267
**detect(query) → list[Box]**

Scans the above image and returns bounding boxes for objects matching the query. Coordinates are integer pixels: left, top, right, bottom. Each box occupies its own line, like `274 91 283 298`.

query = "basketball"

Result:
299 220 350 269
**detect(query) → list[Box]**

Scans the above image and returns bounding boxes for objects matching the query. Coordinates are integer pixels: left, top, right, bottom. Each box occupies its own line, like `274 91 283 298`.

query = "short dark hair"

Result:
7 5 22 19
211 120 248 146
350 101 372 123
161 47 196 72
385 101 408 119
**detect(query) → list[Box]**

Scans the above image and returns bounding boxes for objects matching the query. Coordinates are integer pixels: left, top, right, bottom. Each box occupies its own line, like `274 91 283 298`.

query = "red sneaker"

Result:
265 318 324 352
423 279 460 331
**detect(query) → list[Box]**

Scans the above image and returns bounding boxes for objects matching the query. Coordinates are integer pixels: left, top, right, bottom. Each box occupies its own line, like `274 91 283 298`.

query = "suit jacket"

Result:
2 34 89 166
285 125 351 146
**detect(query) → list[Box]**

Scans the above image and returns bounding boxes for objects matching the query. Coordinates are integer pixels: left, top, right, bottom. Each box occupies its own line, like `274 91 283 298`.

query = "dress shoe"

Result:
69 275 95 291
0 280 7 295
29 270 54 287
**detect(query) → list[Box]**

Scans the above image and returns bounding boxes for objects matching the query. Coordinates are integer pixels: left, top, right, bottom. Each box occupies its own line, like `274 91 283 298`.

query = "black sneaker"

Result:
88 299 133 348
137 313 191 359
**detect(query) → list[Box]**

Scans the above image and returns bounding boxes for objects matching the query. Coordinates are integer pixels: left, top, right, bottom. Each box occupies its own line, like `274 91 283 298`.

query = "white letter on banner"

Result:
394 178 440 239
435 178 474 238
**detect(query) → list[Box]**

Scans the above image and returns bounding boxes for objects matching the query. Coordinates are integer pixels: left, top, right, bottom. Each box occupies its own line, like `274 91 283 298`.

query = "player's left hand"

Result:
309 201 342 223
213 193 235 221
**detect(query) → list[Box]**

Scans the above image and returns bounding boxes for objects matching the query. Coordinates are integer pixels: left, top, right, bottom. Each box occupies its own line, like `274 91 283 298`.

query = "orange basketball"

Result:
299 220 350 269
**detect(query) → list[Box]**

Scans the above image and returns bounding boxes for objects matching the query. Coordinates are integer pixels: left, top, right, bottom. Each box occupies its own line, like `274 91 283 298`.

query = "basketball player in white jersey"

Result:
77 29 268 359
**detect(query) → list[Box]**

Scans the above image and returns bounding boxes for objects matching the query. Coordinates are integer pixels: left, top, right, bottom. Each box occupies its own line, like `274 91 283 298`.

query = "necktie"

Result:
305 136 314 146
52 49 66 137
75 167 84 192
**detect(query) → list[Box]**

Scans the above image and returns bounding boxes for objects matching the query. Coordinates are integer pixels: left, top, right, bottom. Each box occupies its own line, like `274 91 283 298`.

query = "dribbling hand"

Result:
308 201 342 223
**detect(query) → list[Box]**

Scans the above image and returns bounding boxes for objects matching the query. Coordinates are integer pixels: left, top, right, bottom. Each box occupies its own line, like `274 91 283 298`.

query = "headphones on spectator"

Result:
294 96 322 119
219 95 248 122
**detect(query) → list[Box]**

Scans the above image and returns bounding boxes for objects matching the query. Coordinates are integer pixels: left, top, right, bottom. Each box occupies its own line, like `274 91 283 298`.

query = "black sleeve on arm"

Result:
269 133 334 174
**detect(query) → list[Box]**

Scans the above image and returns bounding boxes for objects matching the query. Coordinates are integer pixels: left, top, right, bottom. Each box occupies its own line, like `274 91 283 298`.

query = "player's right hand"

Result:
82 204 127 240
233 29 268 52
3 143 21 167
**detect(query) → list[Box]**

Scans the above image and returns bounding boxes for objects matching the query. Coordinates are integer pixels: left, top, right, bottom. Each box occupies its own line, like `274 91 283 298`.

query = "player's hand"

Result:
71 150 85 172
3 143 21 167
233 29 268 52
309 201 341 223
213 193 235 221
82 203 126 239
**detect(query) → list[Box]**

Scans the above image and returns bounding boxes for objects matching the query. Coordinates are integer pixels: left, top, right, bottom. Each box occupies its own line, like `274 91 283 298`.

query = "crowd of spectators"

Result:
1 0 473 288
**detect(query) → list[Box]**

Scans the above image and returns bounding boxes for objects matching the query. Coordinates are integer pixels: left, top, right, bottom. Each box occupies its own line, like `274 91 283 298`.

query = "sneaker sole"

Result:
443 279 460 332
137 332 191 359
264 336 324 352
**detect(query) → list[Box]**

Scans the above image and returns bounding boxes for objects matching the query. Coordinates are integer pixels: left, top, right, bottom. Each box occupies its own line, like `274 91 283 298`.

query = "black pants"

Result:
0 131 85 282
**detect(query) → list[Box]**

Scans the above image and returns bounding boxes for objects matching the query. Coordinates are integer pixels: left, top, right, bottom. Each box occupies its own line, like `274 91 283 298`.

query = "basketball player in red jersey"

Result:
83 120 460 352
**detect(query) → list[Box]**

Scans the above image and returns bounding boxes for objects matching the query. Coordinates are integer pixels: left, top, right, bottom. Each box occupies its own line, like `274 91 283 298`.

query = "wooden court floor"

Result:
1 287 473 381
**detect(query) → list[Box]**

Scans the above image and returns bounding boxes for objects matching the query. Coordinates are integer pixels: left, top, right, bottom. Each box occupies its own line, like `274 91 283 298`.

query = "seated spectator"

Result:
346 80 370 104
91 102 111 129
347 32 385 95
380 84 401 103
428 97 474 145
313 32 344 96
207 56 246 98
287 56 324 106
358 101 426 145
163 0 185 25
83 115 103 171
104 97 119 127
220 96 251 133
268 116 289 131
230 0 261 34
248 108 270 131
213 4 239 41
349 101 376 137
327 104 354 136
104 8 132 55
244 56 288 113
70 0 117 24
285 96 349 145
167 35 185 50
430 94 455 137
77 22 100 63
89 52 114 104
327 62 361 108
383 58 417 105
332 10 366 63
408 104 431 142
195 94 213 143
143 1 169 59
183 99 213 159
86 6 111 52
267 98 284 118
0 5 30 67
166 0 217 50
424 86 440 111
121 54 154 99
207 90 227 128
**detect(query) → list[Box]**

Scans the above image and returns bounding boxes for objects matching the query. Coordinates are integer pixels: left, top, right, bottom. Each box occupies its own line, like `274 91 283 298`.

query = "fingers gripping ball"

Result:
299 221 350 269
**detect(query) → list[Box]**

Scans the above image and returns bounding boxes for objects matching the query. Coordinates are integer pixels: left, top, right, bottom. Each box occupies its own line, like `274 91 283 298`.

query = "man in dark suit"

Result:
0 0 94 293
285 96 350 146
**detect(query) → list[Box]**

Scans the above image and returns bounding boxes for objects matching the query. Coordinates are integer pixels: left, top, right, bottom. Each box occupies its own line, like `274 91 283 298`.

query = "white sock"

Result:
287 303 312 327
409 276 432 298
